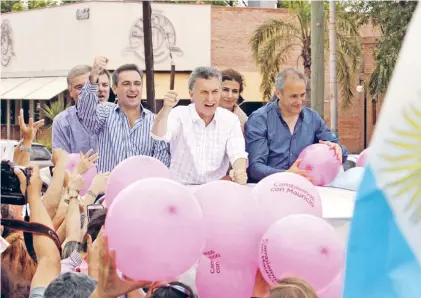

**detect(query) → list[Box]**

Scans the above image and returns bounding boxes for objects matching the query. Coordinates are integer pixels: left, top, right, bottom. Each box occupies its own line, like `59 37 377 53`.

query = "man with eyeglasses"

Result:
52 65 111 154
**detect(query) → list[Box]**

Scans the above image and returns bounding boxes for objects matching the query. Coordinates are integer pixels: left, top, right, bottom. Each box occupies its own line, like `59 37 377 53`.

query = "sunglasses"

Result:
152 284 192 297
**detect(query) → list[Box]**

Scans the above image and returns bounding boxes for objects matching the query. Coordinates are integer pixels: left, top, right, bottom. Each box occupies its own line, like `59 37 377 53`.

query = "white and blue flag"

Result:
343 4 421 298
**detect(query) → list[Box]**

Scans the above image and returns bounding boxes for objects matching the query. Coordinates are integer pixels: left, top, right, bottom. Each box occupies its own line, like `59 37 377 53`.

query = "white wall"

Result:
1 2 211 75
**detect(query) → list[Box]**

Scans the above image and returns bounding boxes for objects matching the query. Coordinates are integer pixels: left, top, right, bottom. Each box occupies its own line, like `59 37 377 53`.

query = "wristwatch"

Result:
18 140 31 152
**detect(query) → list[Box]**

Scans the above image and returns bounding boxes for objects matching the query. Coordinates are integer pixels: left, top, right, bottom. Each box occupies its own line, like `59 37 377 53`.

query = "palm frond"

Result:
40 99 70 127
249 18 301 63
259 43 296 101
336 47 354 109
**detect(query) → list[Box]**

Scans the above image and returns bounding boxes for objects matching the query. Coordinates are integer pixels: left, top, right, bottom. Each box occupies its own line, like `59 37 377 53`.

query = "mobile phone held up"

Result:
87 204 105 222
1 160 32 205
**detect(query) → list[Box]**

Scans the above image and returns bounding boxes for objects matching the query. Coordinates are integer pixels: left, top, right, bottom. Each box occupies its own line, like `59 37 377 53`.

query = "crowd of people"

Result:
1 56 348 298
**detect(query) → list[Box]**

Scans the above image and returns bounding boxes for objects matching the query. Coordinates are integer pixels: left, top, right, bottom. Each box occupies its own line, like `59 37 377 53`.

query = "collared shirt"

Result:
151 104 248 185
232 104 248 133
77 81 170 172
52 105 97 154
245 100 348 182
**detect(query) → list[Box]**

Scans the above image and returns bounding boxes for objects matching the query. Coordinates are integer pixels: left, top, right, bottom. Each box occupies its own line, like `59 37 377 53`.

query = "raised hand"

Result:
162 90 179 108
18 108 44 142
76 149 99 175
90 56 109 84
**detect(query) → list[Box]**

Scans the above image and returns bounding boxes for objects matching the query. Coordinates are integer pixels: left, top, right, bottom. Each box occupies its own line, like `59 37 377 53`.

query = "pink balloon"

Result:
317 270 344 298
356 148 370 167
195 181 260 268
258 214 344 291
298 143 342 186
105 156 171 207
66 153 97 196
105 178 205 281
79 166 97 196
253 172 322 232
196 256 256 298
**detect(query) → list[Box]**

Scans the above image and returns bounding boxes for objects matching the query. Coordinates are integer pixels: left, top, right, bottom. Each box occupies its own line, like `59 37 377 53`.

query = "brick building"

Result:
1 2 381 153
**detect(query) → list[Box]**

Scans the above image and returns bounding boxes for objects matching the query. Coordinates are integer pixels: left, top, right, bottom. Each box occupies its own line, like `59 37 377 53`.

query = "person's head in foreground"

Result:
43 272 96 298
148 282 195 298
268 277 318 298
274 68 307 117
220 68 245 112
188 66 222 122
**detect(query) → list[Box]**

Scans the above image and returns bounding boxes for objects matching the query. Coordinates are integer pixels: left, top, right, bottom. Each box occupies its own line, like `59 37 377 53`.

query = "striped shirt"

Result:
77 81 170 172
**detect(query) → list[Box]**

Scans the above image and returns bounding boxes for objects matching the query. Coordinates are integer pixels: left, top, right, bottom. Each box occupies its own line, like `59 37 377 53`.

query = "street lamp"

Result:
357 80 367 149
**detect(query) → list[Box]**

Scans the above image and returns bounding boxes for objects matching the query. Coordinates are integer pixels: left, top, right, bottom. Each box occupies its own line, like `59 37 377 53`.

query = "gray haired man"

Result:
52 65 111 154
151 66 248 185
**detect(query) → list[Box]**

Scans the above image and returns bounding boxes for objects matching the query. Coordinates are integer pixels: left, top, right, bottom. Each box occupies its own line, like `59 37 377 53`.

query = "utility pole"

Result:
329 0 338 138
142 0 156 113
311 0 325 118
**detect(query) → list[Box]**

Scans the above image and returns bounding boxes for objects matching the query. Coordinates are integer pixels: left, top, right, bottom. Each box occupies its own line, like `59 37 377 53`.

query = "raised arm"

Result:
245 114 283 182
14 166 61 290
13 109 44 166
77 57 112 135
151 90 181 142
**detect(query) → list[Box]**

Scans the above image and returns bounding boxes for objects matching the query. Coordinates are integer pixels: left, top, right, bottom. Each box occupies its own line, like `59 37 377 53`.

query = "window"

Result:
30 145 51 161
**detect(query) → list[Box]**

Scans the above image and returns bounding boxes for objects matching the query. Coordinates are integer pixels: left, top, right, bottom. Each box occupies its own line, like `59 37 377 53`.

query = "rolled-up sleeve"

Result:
52 118 71 152
226 117 248 165
150 108 182 143
315 114 348 163
245 113 283 182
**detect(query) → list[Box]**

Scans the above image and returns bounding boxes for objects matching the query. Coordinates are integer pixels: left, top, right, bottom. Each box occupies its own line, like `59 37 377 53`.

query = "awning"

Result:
1 77 67 100
26 77 67 100
0 78 30 97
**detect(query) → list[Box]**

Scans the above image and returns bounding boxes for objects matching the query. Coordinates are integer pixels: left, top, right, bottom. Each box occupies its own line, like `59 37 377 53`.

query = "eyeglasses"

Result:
152 284 192 297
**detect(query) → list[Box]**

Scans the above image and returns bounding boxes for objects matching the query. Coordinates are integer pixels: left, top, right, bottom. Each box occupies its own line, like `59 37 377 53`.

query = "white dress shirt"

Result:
152 104 248 185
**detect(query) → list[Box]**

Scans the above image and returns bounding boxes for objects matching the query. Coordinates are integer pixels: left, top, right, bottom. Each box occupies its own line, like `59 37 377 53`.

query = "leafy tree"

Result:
250 1 361 107
345 1 418 100
1 1 20 13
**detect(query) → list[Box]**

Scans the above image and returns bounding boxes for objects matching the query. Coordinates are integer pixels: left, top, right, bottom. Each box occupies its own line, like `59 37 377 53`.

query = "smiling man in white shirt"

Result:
151 66 248 185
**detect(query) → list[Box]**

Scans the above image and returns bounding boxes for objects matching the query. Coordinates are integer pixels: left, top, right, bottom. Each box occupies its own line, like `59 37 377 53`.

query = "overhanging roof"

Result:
0 77 67 100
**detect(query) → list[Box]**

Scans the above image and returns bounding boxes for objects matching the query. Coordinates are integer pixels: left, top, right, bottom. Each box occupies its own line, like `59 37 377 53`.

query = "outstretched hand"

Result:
89 233 152 298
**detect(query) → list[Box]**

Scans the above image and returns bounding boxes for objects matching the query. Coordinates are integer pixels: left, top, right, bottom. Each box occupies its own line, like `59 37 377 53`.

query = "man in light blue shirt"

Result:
52 65 111 154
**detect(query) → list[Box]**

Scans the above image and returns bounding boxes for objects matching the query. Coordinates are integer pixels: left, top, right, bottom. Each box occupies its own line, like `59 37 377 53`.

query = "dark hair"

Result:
112 64 143 87
1 265 31 298
151 281 195 298
221 68 245 93
81 208 107 252
44 272 96 298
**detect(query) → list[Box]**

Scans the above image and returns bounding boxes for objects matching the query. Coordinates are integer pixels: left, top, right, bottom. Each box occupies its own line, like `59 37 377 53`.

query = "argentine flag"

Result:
343 5 421 298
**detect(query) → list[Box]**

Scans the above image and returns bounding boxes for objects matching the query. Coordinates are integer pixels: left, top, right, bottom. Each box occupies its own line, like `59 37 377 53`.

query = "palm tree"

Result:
250 1 361 108
40 98 70 128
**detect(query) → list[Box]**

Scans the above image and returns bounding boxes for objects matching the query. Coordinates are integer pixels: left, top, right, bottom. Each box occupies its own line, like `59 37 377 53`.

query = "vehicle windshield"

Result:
30 145 52 161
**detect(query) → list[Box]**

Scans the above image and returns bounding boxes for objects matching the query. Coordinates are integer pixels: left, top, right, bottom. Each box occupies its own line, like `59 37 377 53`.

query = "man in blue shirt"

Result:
52 65 111 154
245 68 348 182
